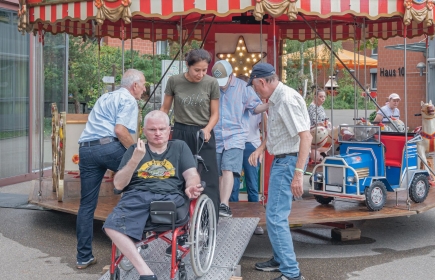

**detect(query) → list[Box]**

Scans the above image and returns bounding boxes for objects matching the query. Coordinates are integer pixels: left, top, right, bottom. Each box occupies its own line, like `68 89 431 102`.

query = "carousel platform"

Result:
29 174 435 226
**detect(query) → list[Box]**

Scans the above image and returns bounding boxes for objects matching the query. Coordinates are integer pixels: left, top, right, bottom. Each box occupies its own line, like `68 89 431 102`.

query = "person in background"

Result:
76 69 146 269
160 49 220 221
211 60 269 218
103 110 203 280
307 88 327 127
230 74 266 235
248 63 311 280
373 93 401 123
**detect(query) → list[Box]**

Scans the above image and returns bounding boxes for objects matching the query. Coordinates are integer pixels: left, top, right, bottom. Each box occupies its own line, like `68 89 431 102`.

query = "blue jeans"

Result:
231 142 259 202
266 155 300 278
76 141 126 262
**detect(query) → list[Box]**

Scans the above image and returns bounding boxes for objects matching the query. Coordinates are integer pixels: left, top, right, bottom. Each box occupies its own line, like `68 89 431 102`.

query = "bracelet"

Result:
294 168 304 174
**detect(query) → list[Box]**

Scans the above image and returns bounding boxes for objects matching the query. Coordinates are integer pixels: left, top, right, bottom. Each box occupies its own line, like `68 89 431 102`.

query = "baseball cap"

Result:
389 93 401 100
247 63 276 86
212 60 233 86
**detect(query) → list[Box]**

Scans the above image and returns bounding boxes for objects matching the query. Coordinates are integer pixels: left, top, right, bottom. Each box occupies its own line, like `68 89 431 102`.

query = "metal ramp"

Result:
99 217 259 280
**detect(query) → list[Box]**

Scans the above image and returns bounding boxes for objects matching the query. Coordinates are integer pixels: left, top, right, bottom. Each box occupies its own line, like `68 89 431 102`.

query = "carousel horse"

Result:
310 121 330 162
416 100 435 177
383 117 406 132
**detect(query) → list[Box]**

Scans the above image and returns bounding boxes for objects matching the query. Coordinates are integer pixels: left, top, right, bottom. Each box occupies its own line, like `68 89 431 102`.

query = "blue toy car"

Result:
310 125 430 211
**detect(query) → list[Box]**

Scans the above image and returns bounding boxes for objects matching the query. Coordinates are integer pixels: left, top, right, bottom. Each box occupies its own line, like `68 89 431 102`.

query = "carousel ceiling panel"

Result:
20 0 435 42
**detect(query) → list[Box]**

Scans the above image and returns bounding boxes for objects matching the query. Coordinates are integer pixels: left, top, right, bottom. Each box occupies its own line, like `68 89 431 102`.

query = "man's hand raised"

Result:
131 138 146 163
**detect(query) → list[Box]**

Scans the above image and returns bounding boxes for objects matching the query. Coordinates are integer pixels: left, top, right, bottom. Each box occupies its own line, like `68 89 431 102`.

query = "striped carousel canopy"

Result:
18 0 435 42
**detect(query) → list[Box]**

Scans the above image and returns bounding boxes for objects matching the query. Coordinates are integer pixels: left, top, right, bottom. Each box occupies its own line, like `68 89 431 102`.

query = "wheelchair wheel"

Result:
189 194 217 276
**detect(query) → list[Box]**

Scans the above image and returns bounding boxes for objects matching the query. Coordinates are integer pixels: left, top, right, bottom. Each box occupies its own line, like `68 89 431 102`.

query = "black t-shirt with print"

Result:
118 140 196 195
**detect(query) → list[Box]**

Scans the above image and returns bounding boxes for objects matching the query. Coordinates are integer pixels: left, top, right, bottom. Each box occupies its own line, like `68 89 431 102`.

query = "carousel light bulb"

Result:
219 54 223 58
253 58 257 62
247 58 250 62
249 70 252 73
226 58 229 61
242 47 246 50
235 67 239 71
239 52 243 56
283 50 287 54
227 54 230 58
243 67 247 70
234 73 237 76
239 39 243 43
258 54 262 58
283 44 287 48
245 73 248 76
232 58 235 62
237 47 240 51
251 54 255 58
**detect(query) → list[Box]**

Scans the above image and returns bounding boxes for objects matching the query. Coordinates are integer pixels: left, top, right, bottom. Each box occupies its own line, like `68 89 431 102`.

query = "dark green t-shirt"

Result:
118 140 197 195
165 73 220 126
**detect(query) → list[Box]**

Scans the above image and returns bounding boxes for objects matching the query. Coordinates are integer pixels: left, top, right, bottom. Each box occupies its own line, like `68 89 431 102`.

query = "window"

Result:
372 47 378 55
0 8 30 179
370 69 377 90
156 41 168 55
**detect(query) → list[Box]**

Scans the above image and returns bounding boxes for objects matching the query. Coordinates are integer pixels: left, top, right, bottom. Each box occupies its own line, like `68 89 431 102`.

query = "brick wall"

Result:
104 37 157 55
377 36 426 130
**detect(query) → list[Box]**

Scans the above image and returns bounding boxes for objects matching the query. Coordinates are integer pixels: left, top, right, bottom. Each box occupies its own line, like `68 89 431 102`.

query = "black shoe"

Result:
219 203 232 217
255 257 280 272
272 274 305 280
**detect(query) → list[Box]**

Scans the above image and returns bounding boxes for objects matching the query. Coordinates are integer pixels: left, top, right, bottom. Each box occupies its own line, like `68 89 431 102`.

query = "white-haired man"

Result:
103 110 204 280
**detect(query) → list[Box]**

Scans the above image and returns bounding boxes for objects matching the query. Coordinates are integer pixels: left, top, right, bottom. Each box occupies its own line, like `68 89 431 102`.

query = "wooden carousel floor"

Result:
30 174 435 226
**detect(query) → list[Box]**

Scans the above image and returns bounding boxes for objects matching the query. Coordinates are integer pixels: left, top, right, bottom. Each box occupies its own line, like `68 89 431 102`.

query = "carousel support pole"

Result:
131 20 133 69
300 13 399 132
199 15 216 49
179 16 183 74
152 20 156 110
363 18 367 120
404 24 410 210
273 17 276 68
121 21 125 74
330 17 335 154
353 27 357 124
259 15 266 206
64 33 69 112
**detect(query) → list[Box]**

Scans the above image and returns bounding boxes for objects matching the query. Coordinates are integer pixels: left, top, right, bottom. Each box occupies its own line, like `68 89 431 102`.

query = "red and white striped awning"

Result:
21 0 435 41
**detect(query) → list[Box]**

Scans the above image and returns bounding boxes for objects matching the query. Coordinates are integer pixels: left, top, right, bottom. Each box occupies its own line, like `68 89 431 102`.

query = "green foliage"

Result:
284 39 342 92
168 40 201 58
369 110 377 122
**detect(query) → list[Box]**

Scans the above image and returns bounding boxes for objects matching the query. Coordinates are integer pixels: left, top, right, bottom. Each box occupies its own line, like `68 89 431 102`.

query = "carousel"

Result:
17 0 435 278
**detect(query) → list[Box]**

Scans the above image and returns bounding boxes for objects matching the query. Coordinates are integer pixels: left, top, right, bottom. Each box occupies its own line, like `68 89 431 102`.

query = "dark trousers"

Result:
172 122 220 221
76 141 126 262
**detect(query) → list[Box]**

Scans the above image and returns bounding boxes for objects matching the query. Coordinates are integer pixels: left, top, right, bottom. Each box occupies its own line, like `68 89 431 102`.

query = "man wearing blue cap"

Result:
247 63 311 280
211 60 269 217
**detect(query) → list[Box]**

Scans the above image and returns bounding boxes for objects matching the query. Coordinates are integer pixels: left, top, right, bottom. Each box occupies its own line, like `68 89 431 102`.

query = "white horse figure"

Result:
310 124 330 162
384 117 406 133
417 100 435 175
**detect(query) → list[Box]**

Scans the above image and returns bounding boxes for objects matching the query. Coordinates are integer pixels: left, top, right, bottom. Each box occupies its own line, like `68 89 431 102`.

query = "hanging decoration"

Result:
254 0 298 21
404 0 434 26
17 0 30 34
95 0 132 25
216 36 267 77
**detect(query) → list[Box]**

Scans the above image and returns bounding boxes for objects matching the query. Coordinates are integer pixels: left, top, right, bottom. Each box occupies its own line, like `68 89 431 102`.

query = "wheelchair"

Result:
109 131 217 280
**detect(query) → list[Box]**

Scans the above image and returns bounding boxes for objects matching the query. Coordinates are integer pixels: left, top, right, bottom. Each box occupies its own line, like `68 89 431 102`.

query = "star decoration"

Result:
216 36 267 77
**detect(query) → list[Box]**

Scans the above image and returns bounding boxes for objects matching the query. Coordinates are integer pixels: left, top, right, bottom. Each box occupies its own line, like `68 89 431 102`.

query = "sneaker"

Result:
219 203 232 217
76 256 97 269
272 274 305 280
255 257 280 272
254 226 264 235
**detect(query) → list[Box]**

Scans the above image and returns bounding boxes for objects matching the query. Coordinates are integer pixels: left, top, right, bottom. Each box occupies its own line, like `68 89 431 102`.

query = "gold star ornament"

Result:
216 36 267 77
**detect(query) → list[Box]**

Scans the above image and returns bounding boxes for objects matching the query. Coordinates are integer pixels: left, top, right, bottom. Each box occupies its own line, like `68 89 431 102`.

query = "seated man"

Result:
103 110 203 280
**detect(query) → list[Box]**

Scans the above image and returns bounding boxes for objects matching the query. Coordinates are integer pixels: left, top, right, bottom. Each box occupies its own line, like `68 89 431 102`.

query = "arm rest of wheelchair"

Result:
150 201 177 224
113 188 123 195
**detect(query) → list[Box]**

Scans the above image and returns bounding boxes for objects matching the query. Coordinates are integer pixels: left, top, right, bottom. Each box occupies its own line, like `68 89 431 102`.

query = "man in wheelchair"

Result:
103 110 204 280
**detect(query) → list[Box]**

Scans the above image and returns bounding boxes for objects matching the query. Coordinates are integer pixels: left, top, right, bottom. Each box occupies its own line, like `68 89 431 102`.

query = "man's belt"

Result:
79 137 119 147
274 152 298 158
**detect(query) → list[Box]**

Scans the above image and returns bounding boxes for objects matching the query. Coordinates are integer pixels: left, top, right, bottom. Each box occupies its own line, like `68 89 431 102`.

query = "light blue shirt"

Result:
78 87 138 143
214 77 262 153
